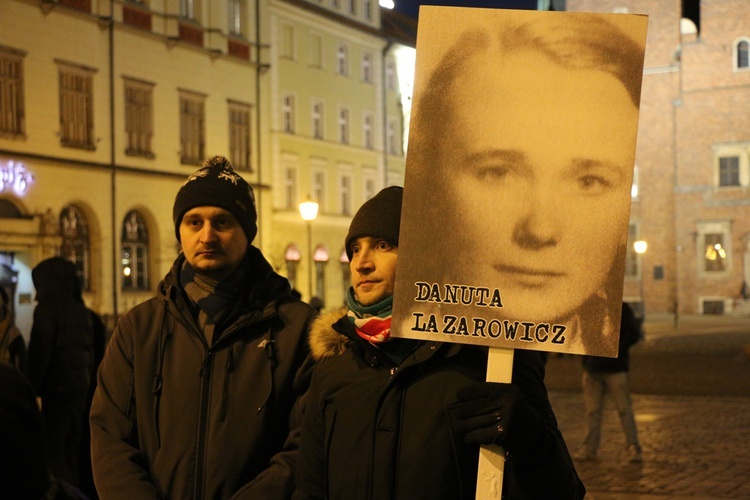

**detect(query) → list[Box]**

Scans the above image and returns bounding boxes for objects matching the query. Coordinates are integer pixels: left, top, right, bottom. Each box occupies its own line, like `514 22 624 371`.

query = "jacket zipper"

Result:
194 348 214 499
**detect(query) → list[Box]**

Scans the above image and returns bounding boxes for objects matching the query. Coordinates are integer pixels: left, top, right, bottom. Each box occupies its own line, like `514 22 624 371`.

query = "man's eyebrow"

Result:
464 149 527 164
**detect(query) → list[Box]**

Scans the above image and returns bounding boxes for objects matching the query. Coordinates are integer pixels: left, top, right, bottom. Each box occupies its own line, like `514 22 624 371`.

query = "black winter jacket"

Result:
295 309 585 500
27 257 93 397
90 248 314 499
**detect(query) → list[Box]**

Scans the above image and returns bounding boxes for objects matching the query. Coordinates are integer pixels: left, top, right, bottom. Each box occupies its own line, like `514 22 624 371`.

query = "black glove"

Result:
452 382 545 454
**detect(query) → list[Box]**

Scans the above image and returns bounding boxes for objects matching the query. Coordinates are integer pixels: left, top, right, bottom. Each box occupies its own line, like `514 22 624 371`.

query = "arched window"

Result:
285 244 301 291
59 205 91 291
736 39 749 70
121 210 149 291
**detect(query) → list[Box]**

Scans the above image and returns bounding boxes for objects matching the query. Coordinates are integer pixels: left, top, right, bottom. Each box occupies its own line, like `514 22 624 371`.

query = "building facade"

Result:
0 0 409 338
566 0 750 316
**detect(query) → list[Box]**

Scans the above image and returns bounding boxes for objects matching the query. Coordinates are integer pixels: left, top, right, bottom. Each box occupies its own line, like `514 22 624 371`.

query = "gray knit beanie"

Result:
345 186 403 259
173 156 257 243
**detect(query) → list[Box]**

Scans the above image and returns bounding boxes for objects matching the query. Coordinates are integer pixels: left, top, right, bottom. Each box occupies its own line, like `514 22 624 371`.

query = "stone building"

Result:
564 0 750 316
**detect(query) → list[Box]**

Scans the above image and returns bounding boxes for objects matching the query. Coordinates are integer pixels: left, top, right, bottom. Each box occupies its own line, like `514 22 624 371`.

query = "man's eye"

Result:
377 241 391 250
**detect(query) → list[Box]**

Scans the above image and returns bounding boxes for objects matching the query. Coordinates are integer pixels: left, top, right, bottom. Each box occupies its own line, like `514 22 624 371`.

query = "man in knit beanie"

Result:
91 156 315 499
295 186 584 499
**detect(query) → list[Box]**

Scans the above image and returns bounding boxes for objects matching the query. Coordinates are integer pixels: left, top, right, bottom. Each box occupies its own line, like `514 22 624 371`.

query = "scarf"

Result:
345 287 393 344
180 260 246 345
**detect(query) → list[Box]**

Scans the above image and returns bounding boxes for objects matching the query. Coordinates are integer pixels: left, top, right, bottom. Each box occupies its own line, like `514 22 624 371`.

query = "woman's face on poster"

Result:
441 50 637 322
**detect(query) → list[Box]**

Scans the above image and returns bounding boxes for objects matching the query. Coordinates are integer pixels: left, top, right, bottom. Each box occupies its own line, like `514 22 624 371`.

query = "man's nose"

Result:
355 247 375 271
198 223 219 242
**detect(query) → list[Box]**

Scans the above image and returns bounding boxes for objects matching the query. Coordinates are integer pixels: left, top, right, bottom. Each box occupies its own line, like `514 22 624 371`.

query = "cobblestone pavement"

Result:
547 314 750 499
551 392 750 499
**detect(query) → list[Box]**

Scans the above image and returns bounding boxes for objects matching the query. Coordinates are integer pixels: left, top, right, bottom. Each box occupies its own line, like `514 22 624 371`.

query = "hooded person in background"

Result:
90 155 315 499
27 256 94 488
294 186 584 499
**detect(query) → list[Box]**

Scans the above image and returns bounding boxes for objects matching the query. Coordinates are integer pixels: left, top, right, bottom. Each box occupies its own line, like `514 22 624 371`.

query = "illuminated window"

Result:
340 173 352 215
59 205 90 291
704 233 727 272
229 0 246 36
284 165 297 210
121 210 149 291
312 169 326 211
314 245 329 301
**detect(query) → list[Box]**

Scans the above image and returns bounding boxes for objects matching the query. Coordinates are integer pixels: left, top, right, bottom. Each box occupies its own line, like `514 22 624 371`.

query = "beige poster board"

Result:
392 7 648 359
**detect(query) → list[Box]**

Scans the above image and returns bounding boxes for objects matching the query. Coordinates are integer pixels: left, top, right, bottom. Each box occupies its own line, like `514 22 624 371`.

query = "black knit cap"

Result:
173 156 257 243
345 186 403 259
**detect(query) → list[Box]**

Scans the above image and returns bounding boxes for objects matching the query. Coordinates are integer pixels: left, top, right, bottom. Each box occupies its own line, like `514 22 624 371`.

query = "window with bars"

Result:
718 156 740 187
124 78 154 158
338 106 349 145
0 47 25 137
313 170 326 211
283 93 295 133
340 174 352 216
284 166 297 210
363 112 373 149
312 100 324 139
229 101 252 171
309 34 323 68
281 24 295 60
59 65 95 149
179 91 205 164
121 210 150 291
362 52 372 83
337 44 348 76
59 205 90 291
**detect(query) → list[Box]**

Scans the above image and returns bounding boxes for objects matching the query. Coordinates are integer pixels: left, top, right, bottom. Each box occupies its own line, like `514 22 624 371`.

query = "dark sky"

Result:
393 0 539 20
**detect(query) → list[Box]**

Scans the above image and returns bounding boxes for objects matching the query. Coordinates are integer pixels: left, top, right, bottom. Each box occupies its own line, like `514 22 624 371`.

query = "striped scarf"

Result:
180 260 245 345
345 287 393 344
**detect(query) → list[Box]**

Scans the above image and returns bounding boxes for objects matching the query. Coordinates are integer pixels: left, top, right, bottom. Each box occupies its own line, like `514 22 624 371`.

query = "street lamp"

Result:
299 197 319 300
634 240 648 319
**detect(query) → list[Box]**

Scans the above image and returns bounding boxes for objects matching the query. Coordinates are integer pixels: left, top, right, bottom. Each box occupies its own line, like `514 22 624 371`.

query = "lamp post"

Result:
299 197 319 300
634 240 648 320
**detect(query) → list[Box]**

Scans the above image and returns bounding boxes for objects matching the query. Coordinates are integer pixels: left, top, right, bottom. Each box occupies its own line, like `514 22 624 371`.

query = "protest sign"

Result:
391 7 648 497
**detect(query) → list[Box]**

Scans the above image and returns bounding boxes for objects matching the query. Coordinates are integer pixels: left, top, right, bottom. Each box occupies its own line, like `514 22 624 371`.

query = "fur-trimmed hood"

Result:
309 308 350 360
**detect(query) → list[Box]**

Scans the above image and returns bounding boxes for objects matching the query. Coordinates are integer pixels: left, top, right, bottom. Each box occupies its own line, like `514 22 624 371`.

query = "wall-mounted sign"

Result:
1 160 34 195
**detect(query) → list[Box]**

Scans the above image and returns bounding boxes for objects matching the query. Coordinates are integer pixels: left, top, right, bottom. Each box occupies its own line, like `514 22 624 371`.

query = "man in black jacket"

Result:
295 186 584 499
91 156 314 499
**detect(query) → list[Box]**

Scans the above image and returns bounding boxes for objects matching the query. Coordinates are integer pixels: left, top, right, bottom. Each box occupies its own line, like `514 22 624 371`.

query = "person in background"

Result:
90 155 314 499
294 187 584 499
27 257 94 488
574 302 643 463
0 363 88 499
0 286 27 373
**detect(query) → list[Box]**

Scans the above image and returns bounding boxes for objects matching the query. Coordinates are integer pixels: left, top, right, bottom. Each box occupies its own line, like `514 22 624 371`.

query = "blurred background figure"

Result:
1 286 27 373
0 363 88 499
27 257 94 488
309 296 324 314
575 302 643 463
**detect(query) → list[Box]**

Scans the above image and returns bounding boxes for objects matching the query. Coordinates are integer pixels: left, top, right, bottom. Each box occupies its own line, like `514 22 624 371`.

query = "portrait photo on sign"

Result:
392 7 648 358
